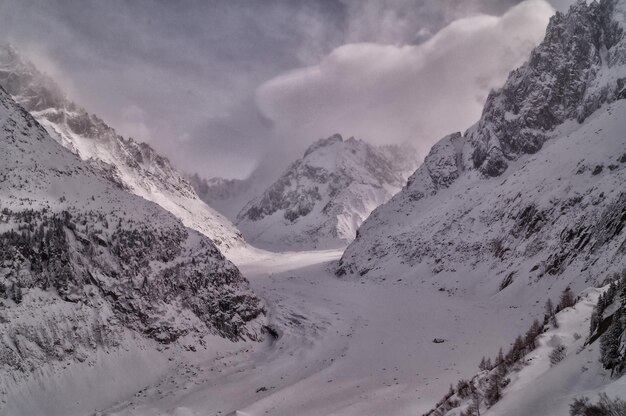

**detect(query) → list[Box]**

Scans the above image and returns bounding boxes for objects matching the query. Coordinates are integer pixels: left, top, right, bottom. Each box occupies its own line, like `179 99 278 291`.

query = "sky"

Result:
0 0 575 180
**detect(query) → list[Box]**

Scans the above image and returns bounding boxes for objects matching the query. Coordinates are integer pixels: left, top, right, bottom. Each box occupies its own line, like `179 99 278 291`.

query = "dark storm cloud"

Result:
0 0 571 179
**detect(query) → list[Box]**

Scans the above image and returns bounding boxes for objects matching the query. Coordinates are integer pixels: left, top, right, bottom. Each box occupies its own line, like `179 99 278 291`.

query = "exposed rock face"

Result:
236 134 419 250
0 88 264 379
0 45 245 252
470 0 626 177
338 0 626 291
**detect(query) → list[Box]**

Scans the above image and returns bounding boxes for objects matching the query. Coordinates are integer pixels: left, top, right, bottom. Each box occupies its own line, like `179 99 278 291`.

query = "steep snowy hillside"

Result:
236 134 418 250
0 87 264 413
339 0 626 299
425 280 626 416
0 45 245 252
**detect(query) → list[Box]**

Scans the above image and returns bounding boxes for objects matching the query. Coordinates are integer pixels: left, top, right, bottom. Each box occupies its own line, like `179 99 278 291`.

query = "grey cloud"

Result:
0 0 567 180
257 0 555 162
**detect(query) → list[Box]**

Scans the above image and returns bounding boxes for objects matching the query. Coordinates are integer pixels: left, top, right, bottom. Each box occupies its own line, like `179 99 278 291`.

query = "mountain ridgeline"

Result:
0 85 264 397
0 45 245 252
339 0 626 295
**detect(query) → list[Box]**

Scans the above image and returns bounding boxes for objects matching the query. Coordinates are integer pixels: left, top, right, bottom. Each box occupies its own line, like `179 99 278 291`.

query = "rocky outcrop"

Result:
471 0 626 177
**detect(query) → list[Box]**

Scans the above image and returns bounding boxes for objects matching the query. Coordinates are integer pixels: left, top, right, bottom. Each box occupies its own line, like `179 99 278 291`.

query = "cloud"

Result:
0 0 565 180
256 0 554 160
119 104 152 143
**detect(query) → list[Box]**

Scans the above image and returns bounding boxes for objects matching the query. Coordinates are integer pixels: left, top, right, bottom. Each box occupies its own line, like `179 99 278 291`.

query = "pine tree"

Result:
456 379 471 399
470 392 481 416
11 283 22 304
446 384 455 399
589 307 601 335
619 275 626 305
544 298 558 328
495 348 504 367
484 374 501 406
558 287 576 310
506 335 526 365
525 319 543 350
495 347 507 378
599 309 623 376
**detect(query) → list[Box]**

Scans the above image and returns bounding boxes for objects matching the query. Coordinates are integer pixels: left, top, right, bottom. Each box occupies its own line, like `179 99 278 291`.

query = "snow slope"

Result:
71 248 543 416
237 134 418 251
340 0 626 302
0 45 245 253
425 282 626 416
482 285 626 416
4 2 626 415
0 87 264 414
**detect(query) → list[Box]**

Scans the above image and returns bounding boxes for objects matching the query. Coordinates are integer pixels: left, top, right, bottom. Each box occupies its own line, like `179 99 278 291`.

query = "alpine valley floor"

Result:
65 248 545 416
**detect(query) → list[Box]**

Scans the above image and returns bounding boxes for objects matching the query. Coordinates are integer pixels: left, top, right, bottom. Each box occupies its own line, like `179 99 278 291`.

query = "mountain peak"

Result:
236 134 418 250
303 133 344 157
469 0 626 177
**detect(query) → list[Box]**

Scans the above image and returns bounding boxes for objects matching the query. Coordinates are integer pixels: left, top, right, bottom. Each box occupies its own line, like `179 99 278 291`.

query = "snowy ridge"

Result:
339 0 626 295
0 45 245 253
236 134 418 250
0 87 265 413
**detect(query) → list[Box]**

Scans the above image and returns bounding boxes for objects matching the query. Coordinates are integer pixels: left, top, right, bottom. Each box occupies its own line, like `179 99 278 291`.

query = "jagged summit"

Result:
0 44 245 252
302 133 344 157
470 0 626 177
236 134 418 250
339 0 626 291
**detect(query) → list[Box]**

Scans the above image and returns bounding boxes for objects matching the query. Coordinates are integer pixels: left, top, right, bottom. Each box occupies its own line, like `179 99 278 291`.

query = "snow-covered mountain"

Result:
188 174 256 222
339 0 626 298
236 134 419 250
0 45 245 253
0 85 265 411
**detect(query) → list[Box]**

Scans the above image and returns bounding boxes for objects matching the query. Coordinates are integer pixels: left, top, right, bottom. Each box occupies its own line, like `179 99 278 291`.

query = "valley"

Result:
1 1 626 414
82 249 535 416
